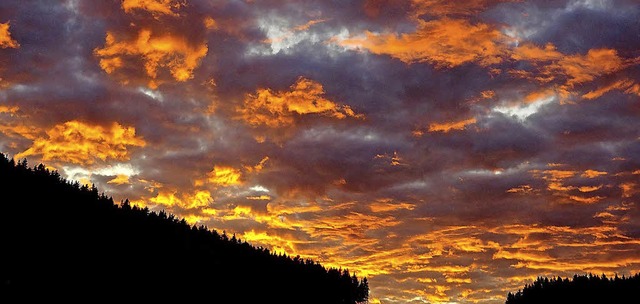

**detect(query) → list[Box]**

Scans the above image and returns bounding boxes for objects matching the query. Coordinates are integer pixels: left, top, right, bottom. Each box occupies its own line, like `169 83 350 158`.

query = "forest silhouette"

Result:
506 273 640 303
0 155 368 303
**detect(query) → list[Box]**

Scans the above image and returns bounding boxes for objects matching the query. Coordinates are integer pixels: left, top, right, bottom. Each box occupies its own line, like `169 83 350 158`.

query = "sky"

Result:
1 0 639 303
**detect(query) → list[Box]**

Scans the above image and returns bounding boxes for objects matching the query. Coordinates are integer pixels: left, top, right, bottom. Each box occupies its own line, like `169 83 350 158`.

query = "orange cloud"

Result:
583 78 638 100
524 88 556 104
507 185 534 194
0 105 19 115
0 123 39 141
542 170 577 180
578 185 602 193
144 189 212 209
370 199 415 212
237 77 364 127
515 46 626 87
558 49 625 86
94 30 208 88
208 165 242 186
15 120 145 165
511 43 563 62
620 182 638 198
241 230 301 255
481 90 495 99
569 195 604 204
108 174 131 185
340 18 506 67
428 117 477 133
121 0 180 16
411 0 517 17
293 18 330 31
0 22 19 49
204 17 218 30
244 156 270 173
582 169 607 178
247 195 271 200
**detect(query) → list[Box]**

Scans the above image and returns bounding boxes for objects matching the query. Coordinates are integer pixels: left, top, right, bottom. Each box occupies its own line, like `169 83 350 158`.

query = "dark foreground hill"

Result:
0 155 368 303
506 273 640 304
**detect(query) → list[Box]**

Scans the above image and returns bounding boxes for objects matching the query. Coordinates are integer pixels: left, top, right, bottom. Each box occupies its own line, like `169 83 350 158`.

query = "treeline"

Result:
0 155 368 303
506 273 640 304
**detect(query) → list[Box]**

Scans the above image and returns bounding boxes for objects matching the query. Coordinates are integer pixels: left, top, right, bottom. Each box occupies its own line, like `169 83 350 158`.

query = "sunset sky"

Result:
1 0 640 303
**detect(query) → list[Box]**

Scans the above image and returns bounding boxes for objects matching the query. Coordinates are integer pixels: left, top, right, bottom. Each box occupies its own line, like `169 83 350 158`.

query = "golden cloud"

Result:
428 117 477 133
244 156 270 173
208 165 242 186
583 78 639 100
370 199 415 212
568 195 604 204
507 185 534 194
0 106 35 144
340 18 506 67
108 174 131 185
0 22 19 49
94 30 208 88
620 182 638 198
513 45 626 88
511 43 563 62
237 77 364 127
558 49 625 86
241 230 301 255
582 169 607 178
578 185 602 193
121 0 181 16
0 105 19 114
15 120 145 165
411 0 517 17
144 189 212 209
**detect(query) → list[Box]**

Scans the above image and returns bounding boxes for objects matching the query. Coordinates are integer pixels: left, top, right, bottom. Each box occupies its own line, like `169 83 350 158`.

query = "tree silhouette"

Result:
0 154 368 303
505 273 640 304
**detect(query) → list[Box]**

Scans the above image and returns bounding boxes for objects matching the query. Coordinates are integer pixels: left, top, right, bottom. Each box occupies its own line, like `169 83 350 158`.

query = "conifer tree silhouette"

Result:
0 154 369 303
505 273 640 303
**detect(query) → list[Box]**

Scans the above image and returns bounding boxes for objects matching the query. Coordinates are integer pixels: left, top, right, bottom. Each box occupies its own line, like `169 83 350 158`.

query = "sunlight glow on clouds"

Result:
208 165 242 186
15 121 145 165
340 18 507 67
121 0 181 16
94 30 208 88
2 0 640 303
238 77 364 128
0 22 19 49
428 117 477 133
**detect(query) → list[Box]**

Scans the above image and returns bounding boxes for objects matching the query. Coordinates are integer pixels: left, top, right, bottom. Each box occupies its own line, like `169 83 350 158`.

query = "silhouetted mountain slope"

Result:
506 273 640 304
0 155 368 303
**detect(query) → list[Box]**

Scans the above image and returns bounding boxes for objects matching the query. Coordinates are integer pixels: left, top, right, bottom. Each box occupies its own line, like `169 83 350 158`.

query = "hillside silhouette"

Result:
506 273 640 304
0 155 368 303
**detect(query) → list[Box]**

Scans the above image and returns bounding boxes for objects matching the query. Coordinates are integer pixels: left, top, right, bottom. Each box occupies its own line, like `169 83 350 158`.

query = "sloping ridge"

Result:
0 155 369 303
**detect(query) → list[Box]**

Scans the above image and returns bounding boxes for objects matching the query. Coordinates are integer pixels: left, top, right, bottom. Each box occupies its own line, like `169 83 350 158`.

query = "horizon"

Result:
1 1 639 303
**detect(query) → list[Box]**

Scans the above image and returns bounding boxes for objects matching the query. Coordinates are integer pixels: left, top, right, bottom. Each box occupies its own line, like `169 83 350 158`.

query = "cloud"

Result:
121 0 181 16
207 165 242 186
237 77 364 128
2 0 640 303
511 44 630 95
411 0 519 18
427 117 477 133
108 174 131 185
15 121 146 165
136 189 213 210
94 29 208 88
340 18 508 67
0 22 19 48
582 78 639 99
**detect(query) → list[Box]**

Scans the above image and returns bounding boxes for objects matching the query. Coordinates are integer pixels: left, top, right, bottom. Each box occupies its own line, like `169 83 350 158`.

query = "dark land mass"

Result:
506 273 640 304
0 155 368 303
